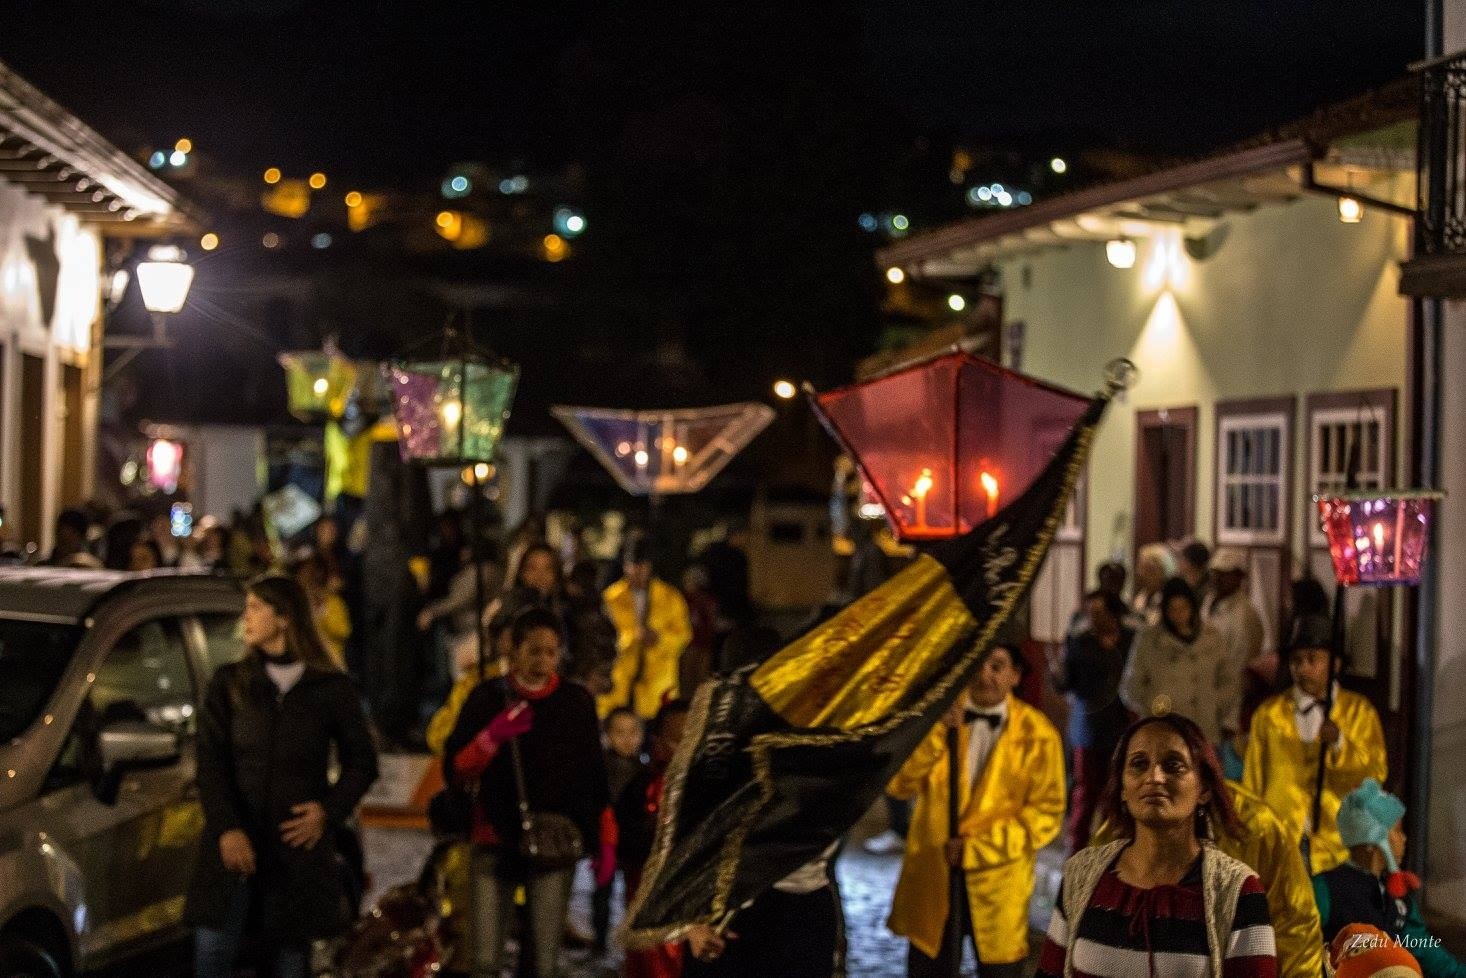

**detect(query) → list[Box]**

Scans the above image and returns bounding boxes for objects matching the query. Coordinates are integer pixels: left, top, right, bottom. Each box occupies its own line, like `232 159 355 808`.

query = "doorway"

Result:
1134 406 1197 550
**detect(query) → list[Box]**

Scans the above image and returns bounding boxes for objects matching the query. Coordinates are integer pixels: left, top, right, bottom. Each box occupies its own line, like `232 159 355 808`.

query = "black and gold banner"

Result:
622 391 1110 948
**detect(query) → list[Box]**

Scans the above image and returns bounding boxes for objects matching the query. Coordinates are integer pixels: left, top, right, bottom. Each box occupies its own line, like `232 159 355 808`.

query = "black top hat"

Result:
621 534 652 566
1288 612 1336 655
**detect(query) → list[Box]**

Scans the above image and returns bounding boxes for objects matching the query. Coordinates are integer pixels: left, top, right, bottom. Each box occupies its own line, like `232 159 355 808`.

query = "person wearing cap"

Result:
599 535 692 720
1119 576 1239 747
1313 779 1466 978
887 642 1066 977
1243 612 1387 874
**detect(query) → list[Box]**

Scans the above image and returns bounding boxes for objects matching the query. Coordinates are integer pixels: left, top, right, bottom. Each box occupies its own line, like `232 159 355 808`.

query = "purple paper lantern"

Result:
1316 490 1443 587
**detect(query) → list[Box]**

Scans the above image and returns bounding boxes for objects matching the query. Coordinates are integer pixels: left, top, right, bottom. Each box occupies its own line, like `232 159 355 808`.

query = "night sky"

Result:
0 0 1426 426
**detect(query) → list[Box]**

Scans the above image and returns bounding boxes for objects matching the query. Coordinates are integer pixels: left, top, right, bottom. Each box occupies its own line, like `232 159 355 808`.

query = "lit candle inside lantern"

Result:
672 445 689 465
910 468 934 529
313 376 329 396
979 470 1000 519
440 399 463 429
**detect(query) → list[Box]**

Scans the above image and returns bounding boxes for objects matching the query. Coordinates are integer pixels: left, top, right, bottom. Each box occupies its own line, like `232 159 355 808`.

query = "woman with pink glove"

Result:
444 606 609 978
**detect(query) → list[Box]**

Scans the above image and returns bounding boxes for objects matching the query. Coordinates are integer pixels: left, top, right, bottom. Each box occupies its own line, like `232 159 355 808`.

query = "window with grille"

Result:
1216 412 1288 545
1307 395 1393 547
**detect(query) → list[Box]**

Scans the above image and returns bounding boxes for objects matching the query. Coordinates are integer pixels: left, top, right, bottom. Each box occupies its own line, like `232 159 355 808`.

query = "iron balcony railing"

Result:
1416 50 1466 255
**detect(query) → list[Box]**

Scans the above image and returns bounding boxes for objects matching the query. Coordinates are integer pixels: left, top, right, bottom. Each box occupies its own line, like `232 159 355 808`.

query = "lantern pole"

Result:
1312 431 1361 839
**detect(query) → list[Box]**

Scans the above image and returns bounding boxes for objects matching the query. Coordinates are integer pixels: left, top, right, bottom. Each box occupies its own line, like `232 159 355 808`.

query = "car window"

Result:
0 619 84 742
90 618 196 736
197 613 247 684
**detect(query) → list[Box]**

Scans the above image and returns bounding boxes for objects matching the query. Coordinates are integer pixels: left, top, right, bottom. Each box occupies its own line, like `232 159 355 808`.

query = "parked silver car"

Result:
0 567 247 977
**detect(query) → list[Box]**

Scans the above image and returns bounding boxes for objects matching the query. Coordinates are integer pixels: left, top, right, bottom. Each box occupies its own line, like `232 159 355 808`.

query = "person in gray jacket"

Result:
1120 576 1239 749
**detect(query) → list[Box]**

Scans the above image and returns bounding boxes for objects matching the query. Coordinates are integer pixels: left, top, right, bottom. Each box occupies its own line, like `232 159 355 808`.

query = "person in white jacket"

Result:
1121 576 1239 749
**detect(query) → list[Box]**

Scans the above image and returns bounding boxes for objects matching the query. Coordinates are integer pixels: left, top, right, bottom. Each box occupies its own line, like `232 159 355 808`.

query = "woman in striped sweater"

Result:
1036 714 1277 978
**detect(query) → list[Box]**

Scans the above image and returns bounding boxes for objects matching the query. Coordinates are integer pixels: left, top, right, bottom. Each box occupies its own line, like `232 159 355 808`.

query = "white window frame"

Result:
1308 407 1390 547
1216 411 1289 547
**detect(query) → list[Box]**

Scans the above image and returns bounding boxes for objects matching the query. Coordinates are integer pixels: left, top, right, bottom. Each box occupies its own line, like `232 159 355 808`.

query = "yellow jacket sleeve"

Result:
1330 701 1387 789
888 725 947 801
1241 706 1268 798
961 727 1066 870
319 595 351 644
1256 806 1326 978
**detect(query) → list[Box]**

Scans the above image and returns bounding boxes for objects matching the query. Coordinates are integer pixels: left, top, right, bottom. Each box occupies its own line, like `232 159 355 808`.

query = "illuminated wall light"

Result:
885 266 906 285
1106 238 1137 270
263 167 282 184
344 191 363 207
1338 196 1364 224
308 172 327 190
199 233 219 251
1050 157 1068 174
947 293 967 312
772 380 797 400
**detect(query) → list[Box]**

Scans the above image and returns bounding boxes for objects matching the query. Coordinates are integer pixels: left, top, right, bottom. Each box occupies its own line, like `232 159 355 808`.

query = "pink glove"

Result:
592 838 617 888
477 701 533 751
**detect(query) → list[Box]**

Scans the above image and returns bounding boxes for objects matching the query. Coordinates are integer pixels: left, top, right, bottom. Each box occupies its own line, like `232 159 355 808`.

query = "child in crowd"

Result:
1243 612 1387 873
592 707 650 954
1313 779 1466 978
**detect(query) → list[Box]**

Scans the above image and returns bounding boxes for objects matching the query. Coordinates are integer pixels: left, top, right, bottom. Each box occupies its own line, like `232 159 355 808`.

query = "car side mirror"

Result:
93 720 180 804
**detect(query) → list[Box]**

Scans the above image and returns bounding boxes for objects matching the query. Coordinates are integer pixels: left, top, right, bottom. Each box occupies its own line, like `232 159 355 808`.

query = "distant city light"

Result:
175 138 193 154
1017 191 1033 205
262 232 281 249
308 172 327 190
975 186 992 202
451 176 470 193
885 266 906 284
199 233 219 251
542 233 568 262
344 191 363 207
1106 238 1137 269
263 167 282 184
499 175 529 195
773 380 798 400
995 191 1013 207
1050 157 1068 174
554 206 586 238
169 150 188 167
148 151 167 169
891 214 909 231
947 294 967 312
311 232 332 249
436 211 455 228
858 213 878 232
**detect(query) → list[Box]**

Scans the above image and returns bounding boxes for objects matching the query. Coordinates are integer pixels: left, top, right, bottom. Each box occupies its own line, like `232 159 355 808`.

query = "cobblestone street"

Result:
362 808 1052 978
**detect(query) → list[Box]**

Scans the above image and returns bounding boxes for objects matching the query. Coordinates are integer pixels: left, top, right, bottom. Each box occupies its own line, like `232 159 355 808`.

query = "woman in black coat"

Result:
187 575 379 978
444 605 608 978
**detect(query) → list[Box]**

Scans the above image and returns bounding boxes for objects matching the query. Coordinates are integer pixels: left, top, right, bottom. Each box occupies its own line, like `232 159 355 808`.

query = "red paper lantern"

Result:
811 351 1092 540
1316 491 1443 587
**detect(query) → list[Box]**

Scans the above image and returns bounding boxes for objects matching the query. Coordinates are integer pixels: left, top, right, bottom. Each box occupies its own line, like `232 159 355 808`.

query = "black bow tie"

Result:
964 710 1002 729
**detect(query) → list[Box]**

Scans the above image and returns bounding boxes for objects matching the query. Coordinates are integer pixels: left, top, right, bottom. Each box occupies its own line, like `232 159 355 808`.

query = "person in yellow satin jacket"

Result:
597 538 692 719
886 644 1066 977
1091 778 1325 977
1243 612 1387 875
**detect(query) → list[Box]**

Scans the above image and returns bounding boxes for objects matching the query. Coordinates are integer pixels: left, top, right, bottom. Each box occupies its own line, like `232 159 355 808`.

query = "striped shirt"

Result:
1035 859 1277 978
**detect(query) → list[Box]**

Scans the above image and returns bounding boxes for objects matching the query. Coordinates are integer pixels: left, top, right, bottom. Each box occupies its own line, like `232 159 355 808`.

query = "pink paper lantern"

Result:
1316 491 1443 587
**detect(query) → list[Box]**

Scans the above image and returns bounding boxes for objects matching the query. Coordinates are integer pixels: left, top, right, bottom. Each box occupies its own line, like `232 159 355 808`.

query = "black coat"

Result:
185 655 379 943
442 676 607 878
